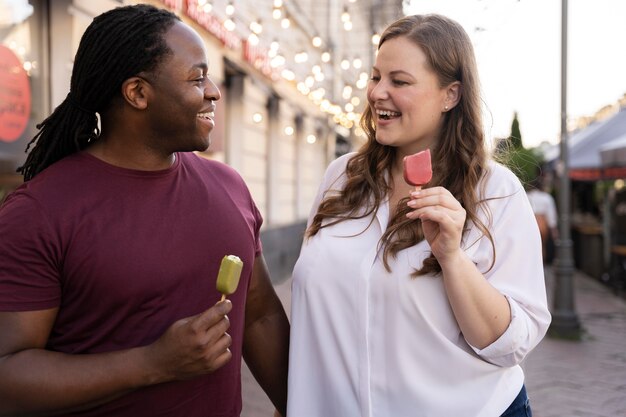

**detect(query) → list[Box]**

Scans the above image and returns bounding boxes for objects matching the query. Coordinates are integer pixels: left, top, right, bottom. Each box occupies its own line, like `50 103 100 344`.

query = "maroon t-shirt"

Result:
0 151 263 416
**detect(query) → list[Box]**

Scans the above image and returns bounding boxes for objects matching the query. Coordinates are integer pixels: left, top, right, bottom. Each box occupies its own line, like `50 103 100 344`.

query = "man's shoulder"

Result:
180 152 249 191
181 152 239 176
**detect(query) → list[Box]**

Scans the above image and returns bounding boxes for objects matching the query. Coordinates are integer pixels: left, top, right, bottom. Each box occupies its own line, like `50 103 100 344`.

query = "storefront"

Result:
0 0 49 201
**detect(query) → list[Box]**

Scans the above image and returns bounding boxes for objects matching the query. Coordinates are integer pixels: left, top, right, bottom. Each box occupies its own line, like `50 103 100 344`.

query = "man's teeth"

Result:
197 112 214 119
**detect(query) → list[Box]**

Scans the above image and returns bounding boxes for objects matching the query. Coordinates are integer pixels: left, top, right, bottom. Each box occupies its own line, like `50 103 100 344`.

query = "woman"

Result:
287 14 551 417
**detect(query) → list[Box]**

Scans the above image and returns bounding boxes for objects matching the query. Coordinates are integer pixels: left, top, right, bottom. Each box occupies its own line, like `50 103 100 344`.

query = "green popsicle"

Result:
216 255 243 301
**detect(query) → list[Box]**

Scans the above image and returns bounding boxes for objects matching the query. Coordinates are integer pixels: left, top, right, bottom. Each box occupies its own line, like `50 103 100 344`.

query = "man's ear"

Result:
444 81 462 111
121 77 150 110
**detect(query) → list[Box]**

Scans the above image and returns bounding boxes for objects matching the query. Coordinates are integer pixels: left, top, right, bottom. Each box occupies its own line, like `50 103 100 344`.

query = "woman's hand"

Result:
406 186 466 263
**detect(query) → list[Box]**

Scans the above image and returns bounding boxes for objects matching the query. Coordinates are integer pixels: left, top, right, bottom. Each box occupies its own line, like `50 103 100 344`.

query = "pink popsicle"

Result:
403 149 432 187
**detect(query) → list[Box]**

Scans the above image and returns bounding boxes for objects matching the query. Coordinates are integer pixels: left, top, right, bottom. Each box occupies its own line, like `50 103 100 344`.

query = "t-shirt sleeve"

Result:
0 192 62 311
251 199 263 257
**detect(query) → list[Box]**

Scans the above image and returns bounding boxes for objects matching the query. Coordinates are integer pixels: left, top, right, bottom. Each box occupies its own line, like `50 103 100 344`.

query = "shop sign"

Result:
0 45 30 143
242 40 276 80
178 0 278 80
160 0 179 10
186 0 241 51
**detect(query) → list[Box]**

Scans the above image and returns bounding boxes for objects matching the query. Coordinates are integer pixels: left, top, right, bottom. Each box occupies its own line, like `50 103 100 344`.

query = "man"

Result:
0 5 288 416
526 175 559 263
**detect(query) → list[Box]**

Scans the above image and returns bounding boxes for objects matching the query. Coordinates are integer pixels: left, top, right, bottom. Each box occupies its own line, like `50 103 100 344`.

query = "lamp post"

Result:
550 0 581 339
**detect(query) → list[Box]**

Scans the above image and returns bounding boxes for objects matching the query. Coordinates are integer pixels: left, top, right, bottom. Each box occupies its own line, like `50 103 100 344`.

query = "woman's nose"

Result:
368 80 388 102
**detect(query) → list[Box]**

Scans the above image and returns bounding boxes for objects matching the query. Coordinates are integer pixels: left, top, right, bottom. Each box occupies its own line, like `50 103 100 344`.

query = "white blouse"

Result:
287 153 551 417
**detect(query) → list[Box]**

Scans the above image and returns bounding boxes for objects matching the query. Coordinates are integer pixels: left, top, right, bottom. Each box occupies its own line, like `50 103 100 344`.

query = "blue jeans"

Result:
500 385 532 417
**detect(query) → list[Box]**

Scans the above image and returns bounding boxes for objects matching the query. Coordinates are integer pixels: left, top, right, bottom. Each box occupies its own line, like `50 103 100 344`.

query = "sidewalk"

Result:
522 267 626 417
240 267 626 417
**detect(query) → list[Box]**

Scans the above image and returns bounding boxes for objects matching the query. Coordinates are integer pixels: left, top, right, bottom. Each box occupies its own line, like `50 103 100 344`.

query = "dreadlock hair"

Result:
306 14 496 277
18 4 181 181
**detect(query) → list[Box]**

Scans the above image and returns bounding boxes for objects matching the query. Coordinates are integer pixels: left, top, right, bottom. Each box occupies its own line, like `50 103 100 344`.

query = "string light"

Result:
220 0 375 133
250 19 263 34
281 69 296 81
312 36 322 48
341 7 350 22
224 18 235 31
199 0 212 14
225 1 234 16
281 15 291 29
294 52 308 63
247 33 259 45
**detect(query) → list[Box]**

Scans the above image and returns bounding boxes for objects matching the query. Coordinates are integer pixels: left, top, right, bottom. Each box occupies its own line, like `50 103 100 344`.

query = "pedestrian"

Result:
287 14 551 417
0 4 288 417
526 175 559 263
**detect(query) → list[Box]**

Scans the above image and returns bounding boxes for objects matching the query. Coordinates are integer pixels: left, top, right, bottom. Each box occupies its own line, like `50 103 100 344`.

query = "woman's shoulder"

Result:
327 152 357 174
481 159 525 197
321 152 357 187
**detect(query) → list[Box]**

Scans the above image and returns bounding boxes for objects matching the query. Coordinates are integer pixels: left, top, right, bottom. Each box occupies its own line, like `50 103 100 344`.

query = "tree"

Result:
496 112 543 186
510 112 523 149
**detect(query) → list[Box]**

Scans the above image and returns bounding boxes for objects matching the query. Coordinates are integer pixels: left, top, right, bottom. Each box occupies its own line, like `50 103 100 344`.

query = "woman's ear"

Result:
444 81 461 112
121 76 150 110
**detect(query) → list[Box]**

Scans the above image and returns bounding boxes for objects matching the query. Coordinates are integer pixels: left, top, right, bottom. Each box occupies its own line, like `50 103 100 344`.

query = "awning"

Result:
547 108 626 181
600 133 626 167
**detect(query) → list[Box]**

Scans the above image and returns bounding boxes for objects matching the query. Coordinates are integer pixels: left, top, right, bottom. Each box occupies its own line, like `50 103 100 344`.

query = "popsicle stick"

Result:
220 294 226 302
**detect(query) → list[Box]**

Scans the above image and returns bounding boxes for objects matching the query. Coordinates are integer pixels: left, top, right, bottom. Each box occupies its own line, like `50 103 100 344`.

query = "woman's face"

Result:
367 36 449 154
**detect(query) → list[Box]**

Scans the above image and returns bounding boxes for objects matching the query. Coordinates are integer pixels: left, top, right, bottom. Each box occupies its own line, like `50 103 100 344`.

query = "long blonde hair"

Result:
307 14 495 276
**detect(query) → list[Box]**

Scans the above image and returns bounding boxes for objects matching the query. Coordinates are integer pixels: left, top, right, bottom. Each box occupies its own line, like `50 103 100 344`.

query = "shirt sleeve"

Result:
466 165 552 367
252 199 264 256
0 191 62 311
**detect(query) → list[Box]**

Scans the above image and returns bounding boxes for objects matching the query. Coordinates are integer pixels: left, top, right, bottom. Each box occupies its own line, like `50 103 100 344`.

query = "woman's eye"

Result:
392 79 408 86
369 75 380 82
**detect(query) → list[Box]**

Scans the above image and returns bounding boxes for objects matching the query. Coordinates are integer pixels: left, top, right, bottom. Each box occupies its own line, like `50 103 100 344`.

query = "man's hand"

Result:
142 300 234 383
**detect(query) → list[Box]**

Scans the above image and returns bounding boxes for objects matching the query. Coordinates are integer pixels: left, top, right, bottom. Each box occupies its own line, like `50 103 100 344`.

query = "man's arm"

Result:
243 255 290 417
0 301 233 417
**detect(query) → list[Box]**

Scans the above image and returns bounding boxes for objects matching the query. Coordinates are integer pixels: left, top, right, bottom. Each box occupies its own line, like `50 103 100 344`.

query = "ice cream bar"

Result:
403 149 432 187
216 255 243 301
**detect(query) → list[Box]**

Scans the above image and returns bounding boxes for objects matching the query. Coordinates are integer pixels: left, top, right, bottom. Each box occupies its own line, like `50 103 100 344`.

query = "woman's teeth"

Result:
376 109 401 120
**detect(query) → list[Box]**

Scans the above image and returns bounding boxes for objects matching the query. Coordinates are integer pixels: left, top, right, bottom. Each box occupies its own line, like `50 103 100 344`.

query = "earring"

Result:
444 105 449 111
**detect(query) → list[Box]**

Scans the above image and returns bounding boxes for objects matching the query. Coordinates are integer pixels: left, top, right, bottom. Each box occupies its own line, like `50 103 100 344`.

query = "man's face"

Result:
144 22 221 153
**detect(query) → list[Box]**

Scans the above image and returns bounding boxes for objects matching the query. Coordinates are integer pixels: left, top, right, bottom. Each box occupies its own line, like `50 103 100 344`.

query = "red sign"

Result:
0 45 30 142
242 40 277 80
186 0 241 50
